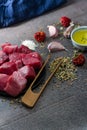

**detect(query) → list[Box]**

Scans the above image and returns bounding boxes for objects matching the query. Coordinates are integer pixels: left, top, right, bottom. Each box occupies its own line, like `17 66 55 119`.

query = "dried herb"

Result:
49 57 77 81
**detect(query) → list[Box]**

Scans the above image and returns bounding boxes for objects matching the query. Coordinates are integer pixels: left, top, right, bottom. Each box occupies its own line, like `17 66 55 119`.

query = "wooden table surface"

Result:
0 0 87 130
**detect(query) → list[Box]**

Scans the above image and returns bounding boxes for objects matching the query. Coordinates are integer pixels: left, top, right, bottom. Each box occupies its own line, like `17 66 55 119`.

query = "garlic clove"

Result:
47 41 66 53
47 25 58 38
63 22 75 38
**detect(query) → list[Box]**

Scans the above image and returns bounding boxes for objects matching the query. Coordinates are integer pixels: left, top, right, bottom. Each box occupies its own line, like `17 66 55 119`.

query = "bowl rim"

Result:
71 26 87 47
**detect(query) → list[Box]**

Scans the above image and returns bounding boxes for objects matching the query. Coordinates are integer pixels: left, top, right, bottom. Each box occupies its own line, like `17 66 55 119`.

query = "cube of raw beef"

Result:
22 54 43 70
15 60 23 69
0 61 17 75
0 74 9 91
0 50 9 65
4 71 27 97
1 42 11 50
9 53 23 69
3 44 18 54
18 65 36 79
27 52 43 62
18 45 32 54
9 52 22 61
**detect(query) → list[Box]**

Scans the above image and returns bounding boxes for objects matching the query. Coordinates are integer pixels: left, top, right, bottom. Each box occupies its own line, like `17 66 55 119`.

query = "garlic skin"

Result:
47 25 58 38
21 40 38 50
47 41 66 53
63 22 75 38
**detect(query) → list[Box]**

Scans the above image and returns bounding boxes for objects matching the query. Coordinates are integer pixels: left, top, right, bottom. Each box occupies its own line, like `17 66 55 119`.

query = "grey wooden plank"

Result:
0 0 87 44
0 65 87 126
0 0 87 130
1 93 87 130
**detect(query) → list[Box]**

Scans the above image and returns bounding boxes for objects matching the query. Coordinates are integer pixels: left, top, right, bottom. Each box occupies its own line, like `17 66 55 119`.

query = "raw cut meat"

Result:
1 42 11 50
15 60 23 69
0 50 9 65
18 65 36 79
19 53 26 59
0 74 9 91
9 52 22 61
4 71 27 97
9 53 23 69
22 54 43 70
18 45 32 54
27 52 43 62
47 41 66 52
0 42 43 96
3 44 18 54
0 61 17 75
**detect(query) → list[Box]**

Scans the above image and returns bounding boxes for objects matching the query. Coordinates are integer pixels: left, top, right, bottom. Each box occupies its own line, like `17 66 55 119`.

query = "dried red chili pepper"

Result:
60 16 71 27
34 31 46 42
72 54 85 66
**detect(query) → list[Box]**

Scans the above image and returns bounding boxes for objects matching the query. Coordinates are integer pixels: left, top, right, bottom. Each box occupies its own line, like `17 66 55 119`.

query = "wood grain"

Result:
0 0 87 130
22 57 63 107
